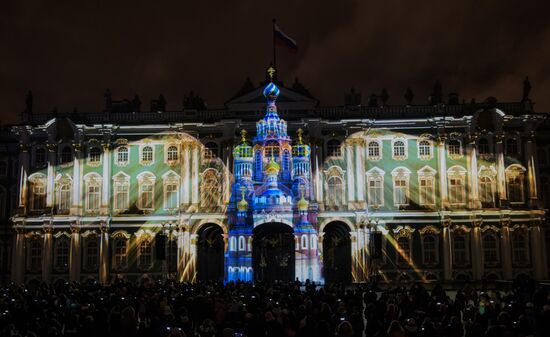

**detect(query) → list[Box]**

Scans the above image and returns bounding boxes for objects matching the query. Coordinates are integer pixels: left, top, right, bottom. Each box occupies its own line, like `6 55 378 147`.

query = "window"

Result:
164 183 178 209
512 231 529 265
423 235 438 264
29 239 42 270
30 179 46 210
89 147 101 164
393 140 406 158
326 176 344 208
60 147 73 164
57 183 71 213
0 161 7 176
396 236 410 264
35 148 46 167
368 141 380 159
327 139 341 157
478 138 490 155
141 146 153 163
114 182 129 210
138 239 153 268
117 146 129 164
239 236 246 251
55 240 69 270
479 176 495 206
483 233 499 265
139 183 154 209
393 178 409 206
86 183 100 211
85 239 98 270
448 140 461 156
204 142 219 159
418 140 431 158
368 177 384 207
167 145 178 161
506 138 518 155
264 141 279 159
453 235 468 266
449 178 464 205
114 238 127 269
419 178 435 205
201 171 220 207
508 175 524 203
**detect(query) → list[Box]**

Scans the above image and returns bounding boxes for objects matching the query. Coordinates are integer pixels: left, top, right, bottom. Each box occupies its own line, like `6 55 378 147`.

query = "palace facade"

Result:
1 72 550 285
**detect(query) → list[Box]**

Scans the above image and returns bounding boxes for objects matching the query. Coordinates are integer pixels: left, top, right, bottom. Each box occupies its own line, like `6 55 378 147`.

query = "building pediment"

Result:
226 86 318 112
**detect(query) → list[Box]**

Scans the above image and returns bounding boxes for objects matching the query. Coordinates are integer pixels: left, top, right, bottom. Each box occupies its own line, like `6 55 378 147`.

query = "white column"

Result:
177 227 191 282
101 144 111 214
69 226 81 282
467 142 480 209
495 133 507 203
99 225 110 284
437 137 449 209
42 227 53 284
191 144 199 205
500 224 513 280
12 228 26 284
471 223 483 281
72 144 82 214
345 141 355 204
442 222 452 281
525 132 539 207
355 142 365 202
350 232 359 282
182 144 190 205
18 144 30 209
315 144 323 203
188 233 198 282
46 144 56 207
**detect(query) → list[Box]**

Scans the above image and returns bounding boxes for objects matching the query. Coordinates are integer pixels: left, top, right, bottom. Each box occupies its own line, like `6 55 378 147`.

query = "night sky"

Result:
1 0 549 124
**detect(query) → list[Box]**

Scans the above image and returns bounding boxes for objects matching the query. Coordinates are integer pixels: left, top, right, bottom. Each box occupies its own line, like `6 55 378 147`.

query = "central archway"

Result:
197 223 224 282
323 221 352 284
253 222 295 283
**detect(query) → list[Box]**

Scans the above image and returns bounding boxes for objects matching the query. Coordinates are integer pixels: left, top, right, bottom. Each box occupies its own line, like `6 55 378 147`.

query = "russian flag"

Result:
274 24 298 53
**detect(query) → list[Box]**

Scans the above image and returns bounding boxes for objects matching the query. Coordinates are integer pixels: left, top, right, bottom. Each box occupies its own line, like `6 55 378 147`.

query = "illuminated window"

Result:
54 239 69 270
229 237 236 251
418 140 431 158
114 238 127 269
142 146 153 163
419 178 435 205
57 183 71 213
60 147 73 164
483 233 499 265
448 140 461 156
368 177 384 207
301 235 308 249
29 239 42 270
239 236 246 251
89 147 101 164
393 178 408 206
505 138 518 155
422 235 438 264
327 139 342 157
204 142 219 159
479 176 495 206
478 138 490 155
453 235 468 266
86 180 101 211
138 239 153 269
30 177 46 211
512 231 529 265
167 145 178 161
396 236 410 264
164 183 179 209
449 178 464 205
139 183 154 210
117 146 129 164
34 148 46 167
393 140 406 158
114 182 129 210
264 141 279 159
85 239 98 270
201 170 220 208
368 141 380 159
326 176 344 208
507 176 524 203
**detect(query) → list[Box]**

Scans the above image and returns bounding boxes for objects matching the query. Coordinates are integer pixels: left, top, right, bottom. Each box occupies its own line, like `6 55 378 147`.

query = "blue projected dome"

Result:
263 82 280 100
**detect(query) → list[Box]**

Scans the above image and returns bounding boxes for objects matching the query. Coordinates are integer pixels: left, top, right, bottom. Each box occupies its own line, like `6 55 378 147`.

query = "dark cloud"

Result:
1 0 549 124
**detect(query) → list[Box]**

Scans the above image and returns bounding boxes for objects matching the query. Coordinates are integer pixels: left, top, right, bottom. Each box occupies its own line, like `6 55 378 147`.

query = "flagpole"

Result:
272 18 277 70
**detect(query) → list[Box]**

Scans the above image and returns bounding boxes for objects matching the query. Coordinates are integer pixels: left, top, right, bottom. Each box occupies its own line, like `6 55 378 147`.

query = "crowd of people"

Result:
0 276 549 337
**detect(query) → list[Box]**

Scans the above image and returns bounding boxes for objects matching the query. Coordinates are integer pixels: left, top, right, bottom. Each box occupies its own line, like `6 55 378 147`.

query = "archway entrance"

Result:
197 223 224 282
253 223 295 283
323 222 352 284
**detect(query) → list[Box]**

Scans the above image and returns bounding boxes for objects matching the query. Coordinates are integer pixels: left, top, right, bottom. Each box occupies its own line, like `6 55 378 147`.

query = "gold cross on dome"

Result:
267 66 276 80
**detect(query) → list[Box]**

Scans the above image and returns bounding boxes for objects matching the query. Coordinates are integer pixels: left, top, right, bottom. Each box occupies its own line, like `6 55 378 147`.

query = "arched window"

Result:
393 140 406 158
326 176 344 208
117 146 129 164
538 148 548 166
138 239 153 269
327 139 342 157
114 238 127 269
85 176 101 211
418 140 431 158
201 171 220 207
422 235 438 264
29 238 42 270
54 239 69 270
310 234 317 250
483 233 499 265
89 147 101 164
368 141 380 159
238 236 246 251
478 138 490 155
479 176 495 206
204 142 219 159
506 138 518 155
141 146 153 163
301 235 308 249
167 145 178 161
396 236 410 264
60 147 73 164
512 231 529 265
57 183 71 213
85 238 98 270
447 140 461 156
453 234 468 266
34 148 46 167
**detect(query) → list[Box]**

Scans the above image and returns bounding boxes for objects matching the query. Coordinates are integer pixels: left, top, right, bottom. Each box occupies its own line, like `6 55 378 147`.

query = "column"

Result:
182 143 190 205
101 143 111 214
18 143 30 210
69 225 81 282
345 141 355 204
317 233 325 284
495 133 507 204
46 143 57 208
471 221 483 281
42 226 53 284
500 223 513 280
442 221 453 282
188 234 198 282
467 140 481 209
191 145 199 205
350 232 359 282
437 137 449 209
315 143 323 203
531 223 547 280
99 224 110 284
355 141 365 203
524 131 539 208
11 228 26 284
72 144 82 214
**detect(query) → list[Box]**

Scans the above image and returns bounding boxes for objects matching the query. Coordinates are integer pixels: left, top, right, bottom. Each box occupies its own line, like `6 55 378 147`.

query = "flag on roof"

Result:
274 24 298 53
